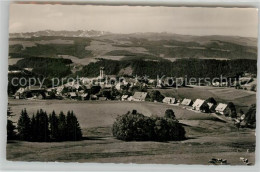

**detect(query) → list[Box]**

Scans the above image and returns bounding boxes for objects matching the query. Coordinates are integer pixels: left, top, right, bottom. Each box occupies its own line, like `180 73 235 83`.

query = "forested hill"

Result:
9 32 257 61
76 58 257 79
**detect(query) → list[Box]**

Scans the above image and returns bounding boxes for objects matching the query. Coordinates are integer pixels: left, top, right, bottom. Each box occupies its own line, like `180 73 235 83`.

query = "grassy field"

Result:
7 99 255 164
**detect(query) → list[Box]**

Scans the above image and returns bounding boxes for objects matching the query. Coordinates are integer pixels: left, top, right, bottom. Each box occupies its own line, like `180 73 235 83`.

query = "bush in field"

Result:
112 110 185 141
112 111 154 141
17 109 31 141
153 117 186 141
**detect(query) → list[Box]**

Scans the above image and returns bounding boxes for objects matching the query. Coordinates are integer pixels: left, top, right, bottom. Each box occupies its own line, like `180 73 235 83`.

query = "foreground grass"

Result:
7 126 255 164
7 99 255 164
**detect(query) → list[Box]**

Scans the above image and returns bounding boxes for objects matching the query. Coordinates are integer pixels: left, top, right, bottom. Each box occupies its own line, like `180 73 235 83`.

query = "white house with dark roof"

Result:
181 98 193 106
215 103 228 115
121 95 129 101
128 96 133 101
192 99 208 111
163 97 177 104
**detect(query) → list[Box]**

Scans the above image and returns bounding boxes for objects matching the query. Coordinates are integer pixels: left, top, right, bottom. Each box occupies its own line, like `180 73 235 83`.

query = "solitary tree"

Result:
132 109 137 115
250 84 256 92
17 109 31 141
227 102 237 118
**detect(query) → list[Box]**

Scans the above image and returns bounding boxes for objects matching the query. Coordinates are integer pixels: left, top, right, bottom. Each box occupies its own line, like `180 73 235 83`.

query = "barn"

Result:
181 98 193 106
121 95 129 101
215 103 228 115
132 92 147 101
162 97 177 104
192 99 208 111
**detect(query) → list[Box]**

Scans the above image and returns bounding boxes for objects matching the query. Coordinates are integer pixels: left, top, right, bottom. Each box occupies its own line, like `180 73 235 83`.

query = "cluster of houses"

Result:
14 88 232 117
13 66 152 101
12 67 238 117
14 67 130 100
161 97 232 115
121 92 232 116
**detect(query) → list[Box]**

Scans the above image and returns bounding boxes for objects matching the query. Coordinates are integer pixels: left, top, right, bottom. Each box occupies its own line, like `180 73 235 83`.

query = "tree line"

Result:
9 109 82 142
76 58 257 79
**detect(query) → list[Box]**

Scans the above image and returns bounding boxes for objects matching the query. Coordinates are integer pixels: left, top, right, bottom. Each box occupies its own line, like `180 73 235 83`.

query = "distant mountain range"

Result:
9 30 111 38
9 30 258 61
10 30 257 47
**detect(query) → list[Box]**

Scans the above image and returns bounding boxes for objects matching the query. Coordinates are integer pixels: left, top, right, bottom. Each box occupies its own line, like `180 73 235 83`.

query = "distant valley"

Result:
9 30 257 65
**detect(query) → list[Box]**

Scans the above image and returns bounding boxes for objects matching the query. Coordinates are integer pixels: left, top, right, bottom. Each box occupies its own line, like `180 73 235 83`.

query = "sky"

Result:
9 4 258 37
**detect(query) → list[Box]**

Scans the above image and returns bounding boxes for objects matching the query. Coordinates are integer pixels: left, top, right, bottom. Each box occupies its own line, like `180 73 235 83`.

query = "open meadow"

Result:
7 98 255 164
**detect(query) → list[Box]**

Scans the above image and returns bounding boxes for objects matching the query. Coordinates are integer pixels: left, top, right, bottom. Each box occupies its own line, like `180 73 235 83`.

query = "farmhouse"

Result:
90 95 98 100
132 92 147 101
128 96 133 101
14 88 26 99
121 95 129 101
192 99 208 111
80 93 88 100
162 97 177 104
68 92 77 99
215 103 228 115
15 86 46 99
181 98 193 106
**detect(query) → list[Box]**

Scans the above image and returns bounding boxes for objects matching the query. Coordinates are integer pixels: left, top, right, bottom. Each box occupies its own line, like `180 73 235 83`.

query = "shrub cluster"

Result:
112 109 185 141
244 104 256 128
16 109 82 142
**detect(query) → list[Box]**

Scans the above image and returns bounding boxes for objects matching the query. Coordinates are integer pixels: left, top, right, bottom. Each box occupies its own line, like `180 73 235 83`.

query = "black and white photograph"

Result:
6 1 257 165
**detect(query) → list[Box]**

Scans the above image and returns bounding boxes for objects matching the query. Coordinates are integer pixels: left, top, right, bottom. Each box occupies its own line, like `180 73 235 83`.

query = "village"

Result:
11 67 250 127
4 3 258 167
